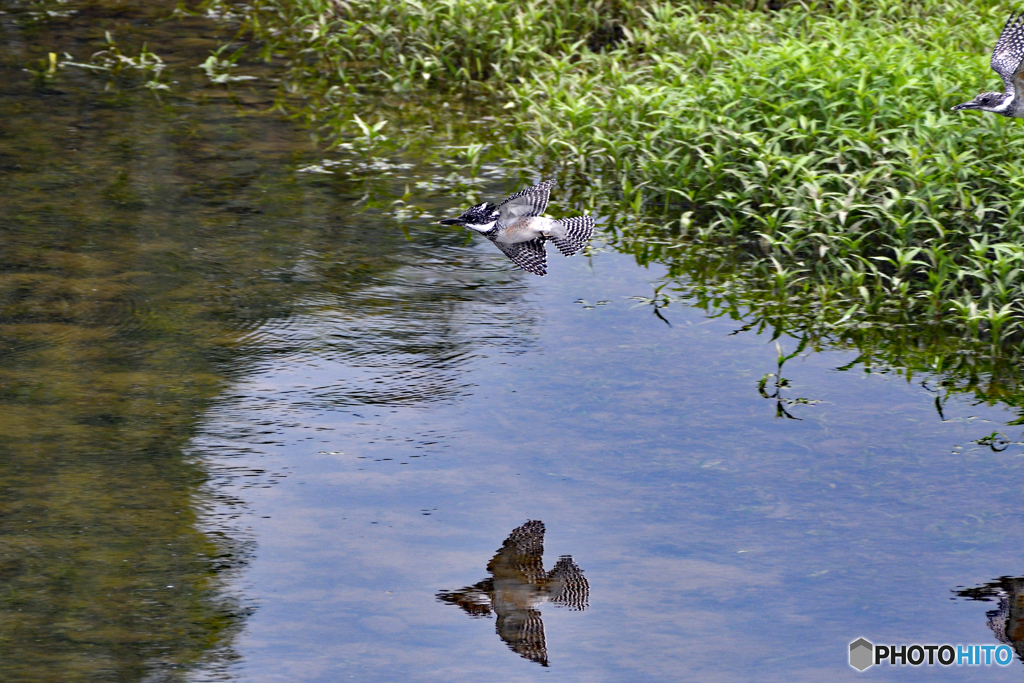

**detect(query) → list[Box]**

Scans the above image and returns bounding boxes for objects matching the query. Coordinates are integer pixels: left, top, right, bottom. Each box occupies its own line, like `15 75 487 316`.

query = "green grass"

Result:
506 0 1024 342
236 0 640 91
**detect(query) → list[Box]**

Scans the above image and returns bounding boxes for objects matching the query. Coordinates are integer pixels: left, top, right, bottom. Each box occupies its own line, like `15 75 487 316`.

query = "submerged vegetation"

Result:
1 3 546 677
213 0 1024 417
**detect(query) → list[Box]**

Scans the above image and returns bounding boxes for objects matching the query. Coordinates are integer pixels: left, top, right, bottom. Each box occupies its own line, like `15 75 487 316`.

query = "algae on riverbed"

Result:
0 2 524 678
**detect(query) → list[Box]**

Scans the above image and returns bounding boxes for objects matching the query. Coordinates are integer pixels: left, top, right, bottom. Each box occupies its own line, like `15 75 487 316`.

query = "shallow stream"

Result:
2 3 1024 681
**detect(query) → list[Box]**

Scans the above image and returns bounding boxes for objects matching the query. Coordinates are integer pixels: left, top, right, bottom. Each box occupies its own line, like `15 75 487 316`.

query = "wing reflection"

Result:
955 576 1024 663
437 520 588 666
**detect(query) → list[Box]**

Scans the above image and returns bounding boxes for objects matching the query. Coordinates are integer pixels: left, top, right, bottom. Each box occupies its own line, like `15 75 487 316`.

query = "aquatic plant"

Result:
229 0 639 91
54 31 170 90
505 1 1024 340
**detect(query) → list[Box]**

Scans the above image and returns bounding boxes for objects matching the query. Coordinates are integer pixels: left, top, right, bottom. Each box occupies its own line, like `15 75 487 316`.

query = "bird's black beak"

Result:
438 218 461 226
951 101 978 111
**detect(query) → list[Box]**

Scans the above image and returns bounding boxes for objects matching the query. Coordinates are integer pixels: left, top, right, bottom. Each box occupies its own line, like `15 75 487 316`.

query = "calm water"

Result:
4 2 1024 681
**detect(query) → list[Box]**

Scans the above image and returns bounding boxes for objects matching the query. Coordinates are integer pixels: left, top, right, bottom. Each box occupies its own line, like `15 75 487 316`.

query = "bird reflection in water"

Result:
436 520 589 666
955 576 1024 663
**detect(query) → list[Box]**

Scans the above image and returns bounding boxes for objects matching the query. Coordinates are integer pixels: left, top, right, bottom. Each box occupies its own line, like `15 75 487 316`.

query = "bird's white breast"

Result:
495 216 563 243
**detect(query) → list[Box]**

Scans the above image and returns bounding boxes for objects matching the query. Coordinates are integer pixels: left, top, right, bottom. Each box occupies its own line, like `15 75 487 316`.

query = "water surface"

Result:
196 247 1024 682
2 2 1024 681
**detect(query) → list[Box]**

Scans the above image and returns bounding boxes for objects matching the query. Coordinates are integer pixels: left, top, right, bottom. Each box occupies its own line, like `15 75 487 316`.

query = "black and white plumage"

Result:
438 181 595 276
435 520 589 667
953 11 1024 118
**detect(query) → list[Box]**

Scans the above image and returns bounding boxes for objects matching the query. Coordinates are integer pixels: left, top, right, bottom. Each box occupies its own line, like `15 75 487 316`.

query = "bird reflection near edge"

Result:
436 520 589 667
955 576 1024 664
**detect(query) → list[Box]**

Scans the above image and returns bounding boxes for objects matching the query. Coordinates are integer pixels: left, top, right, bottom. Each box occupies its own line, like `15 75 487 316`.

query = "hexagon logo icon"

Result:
849 638 874 671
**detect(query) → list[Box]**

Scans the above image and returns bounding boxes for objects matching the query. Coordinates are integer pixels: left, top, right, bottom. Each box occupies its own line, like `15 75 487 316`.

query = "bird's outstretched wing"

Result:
546 555 590 611
991 12 1024 92
495 609 549 666
497 180 555 228
492 238 548 276
488 519 547 581
549 215 595 257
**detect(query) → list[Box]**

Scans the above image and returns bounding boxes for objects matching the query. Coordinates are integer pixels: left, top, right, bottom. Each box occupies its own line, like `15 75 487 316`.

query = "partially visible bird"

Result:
953 11 1024 117
436 520 589 667
955 576 1024 662
438 180 594 276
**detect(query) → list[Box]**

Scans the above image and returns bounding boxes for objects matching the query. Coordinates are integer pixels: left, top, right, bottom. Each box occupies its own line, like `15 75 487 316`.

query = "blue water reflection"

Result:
192 237 1024 681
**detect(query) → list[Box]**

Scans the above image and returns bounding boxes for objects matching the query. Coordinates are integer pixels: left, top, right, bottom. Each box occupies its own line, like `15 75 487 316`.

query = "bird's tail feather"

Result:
550 216 594 256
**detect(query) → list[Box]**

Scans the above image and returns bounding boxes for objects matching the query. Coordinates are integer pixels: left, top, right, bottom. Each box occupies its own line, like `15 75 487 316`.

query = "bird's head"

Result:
438 202 498 232
952 92 1011 113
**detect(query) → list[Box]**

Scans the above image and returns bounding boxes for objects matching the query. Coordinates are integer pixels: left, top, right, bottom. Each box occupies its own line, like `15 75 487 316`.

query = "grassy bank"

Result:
215 0 1024 414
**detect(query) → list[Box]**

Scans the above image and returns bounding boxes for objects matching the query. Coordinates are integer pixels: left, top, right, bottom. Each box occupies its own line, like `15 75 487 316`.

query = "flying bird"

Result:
953 11 1024 117
438 181 594 276
436 520 589 667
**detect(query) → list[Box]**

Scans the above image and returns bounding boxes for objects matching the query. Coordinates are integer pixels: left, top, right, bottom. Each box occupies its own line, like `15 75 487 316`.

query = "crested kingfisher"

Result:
438 180 594 276
953 11 1024 117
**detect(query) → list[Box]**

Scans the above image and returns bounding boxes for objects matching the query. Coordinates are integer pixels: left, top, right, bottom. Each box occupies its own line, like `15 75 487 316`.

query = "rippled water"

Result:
4 2 1024 682
191 248 1024 682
